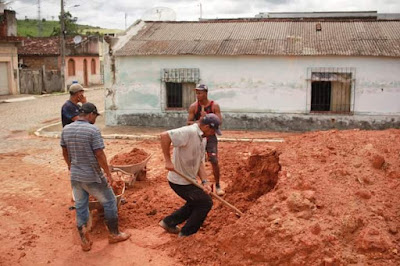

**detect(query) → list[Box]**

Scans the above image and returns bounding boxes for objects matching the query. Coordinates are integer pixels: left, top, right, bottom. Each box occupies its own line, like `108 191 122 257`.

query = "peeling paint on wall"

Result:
105 54 400 129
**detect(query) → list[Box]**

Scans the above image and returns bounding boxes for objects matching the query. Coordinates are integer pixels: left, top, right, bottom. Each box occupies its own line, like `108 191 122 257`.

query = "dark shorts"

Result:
206 134 218 162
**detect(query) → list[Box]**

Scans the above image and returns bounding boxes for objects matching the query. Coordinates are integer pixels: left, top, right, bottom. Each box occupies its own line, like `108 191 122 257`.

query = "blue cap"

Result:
202 113 222 135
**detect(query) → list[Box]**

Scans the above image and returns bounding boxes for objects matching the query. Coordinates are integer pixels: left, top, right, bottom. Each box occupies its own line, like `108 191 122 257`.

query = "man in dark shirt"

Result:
187 84 225 196
61 83 87 127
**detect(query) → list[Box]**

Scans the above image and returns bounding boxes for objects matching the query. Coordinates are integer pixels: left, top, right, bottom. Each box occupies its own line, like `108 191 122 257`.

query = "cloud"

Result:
8 0 400 30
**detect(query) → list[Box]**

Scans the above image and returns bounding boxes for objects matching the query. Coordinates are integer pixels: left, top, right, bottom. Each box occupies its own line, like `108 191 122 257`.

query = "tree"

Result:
51 11 79 36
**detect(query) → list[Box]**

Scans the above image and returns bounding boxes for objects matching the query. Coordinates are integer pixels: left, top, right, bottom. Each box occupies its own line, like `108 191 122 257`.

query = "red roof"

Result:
18 37 60 55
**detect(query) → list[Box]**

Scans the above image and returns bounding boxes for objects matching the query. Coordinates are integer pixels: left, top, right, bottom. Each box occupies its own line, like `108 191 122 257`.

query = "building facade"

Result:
104 17 400 131
0 10 19 95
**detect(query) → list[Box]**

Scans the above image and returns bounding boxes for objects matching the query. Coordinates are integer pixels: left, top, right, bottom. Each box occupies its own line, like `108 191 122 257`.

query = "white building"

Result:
104 15 400 131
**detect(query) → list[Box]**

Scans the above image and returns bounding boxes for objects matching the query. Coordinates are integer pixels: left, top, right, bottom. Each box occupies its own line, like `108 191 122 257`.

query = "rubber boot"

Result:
77 225 92 251
106 218 131 244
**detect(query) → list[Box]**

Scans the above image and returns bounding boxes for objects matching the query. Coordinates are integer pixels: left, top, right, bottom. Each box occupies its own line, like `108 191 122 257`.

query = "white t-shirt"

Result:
167 124 206 185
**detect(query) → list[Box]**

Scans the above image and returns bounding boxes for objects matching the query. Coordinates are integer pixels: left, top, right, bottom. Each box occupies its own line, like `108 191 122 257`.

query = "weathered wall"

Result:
0 43 19 95
65 56 101 86
19 69 62 94
104 55 400 130
0 10 17 37
111 112 400 131
20 56 59 70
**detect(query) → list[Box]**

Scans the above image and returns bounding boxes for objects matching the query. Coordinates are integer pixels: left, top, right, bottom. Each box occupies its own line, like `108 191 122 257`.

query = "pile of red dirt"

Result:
110 148 149 165
228 147 281 209
171 129 400 265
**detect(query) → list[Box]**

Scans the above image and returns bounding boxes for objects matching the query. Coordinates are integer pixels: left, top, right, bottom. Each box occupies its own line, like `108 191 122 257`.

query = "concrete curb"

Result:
35 122 284 143
0 96 36 103
1 87 104 104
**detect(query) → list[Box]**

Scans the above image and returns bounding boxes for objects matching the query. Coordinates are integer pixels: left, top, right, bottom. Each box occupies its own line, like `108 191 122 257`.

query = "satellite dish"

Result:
1 1 13 12
73 35 82 44
141 7 176 21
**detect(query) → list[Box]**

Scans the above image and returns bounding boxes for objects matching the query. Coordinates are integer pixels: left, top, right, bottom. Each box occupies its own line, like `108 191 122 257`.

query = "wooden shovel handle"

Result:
173 169 244 217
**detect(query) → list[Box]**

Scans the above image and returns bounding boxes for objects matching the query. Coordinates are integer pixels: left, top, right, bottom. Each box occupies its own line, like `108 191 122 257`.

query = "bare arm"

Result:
62 146 70 170
94 149 112 185
160 132 174 171
213 102 223 126
198 162 212 194
187 103 196 125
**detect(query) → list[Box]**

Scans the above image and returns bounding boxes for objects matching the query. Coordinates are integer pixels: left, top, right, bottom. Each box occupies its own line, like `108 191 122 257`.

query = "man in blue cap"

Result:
159 113 222 237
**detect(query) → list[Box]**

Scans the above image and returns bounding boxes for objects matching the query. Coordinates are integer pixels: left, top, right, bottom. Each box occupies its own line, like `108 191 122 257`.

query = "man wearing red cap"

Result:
187 84 225 196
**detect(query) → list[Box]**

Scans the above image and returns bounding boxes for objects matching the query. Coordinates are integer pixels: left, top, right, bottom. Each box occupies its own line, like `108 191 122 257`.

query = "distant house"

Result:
0 9 19 95
104 12 400 130
18 35 102 87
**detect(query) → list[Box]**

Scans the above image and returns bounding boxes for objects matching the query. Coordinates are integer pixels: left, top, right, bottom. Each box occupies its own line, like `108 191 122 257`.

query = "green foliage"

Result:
17 19 59 37
17 18 121 37
51 11 79 36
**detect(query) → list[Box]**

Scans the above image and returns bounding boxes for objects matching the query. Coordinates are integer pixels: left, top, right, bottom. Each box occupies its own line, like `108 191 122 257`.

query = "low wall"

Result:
106 112 400 131
20 69 62 94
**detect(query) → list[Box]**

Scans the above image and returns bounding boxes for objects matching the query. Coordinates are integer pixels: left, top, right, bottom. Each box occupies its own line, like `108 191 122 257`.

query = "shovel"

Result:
173 169 244 217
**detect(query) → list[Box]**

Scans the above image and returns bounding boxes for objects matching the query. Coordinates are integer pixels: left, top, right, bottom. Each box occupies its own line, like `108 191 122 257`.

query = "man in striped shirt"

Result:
61 102 130 251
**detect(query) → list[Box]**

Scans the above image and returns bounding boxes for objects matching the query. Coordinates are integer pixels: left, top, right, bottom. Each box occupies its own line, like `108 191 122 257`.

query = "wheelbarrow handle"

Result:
111 167 134 177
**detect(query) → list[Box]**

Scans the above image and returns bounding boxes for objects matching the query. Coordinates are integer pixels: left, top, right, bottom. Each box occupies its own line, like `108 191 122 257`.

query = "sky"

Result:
5 0 400 30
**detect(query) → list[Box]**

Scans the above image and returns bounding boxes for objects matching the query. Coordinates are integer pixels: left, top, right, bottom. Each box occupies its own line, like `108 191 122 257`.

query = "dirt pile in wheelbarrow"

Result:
110 148 149 165
170 129 400 265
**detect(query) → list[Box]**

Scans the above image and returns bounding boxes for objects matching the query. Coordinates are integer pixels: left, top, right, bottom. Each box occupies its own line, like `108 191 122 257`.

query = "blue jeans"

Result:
71 178 118 227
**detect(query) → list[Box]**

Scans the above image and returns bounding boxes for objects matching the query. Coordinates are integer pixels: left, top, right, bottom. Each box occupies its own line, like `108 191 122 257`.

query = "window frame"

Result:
67 58 75 76
91 58 96 75
306 67 356 115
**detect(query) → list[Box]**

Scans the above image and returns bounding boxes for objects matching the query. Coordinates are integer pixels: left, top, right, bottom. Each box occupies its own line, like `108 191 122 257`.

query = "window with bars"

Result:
162 68 199 110
166 82 196 109
308 68 355 114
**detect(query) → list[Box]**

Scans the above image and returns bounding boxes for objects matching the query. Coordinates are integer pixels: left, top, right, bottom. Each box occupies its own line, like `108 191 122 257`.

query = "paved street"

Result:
0 88 105 152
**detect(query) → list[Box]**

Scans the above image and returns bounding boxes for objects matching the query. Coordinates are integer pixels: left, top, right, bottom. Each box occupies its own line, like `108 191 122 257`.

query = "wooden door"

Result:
0 62 10 95
83 59 88 86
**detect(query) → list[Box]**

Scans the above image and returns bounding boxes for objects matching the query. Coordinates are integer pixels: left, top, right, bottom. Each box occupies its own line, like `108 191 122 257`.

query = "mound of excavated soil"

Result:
110 148 149 165
171 129 400 265
229 147 280 201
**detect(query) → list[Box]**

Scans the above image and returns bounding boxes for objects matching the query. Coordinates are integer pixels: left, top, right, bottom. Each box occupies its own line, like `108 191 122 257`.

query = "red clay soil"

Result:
110 148 149 165
1 129 400 265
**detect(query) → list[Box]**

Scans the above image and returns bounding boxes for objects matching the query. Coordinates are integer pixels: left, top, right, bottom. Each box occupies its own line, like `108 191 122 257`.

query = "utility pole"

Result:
199 3 202 20
37 0 42 36
125 13 127 30
60 0 66 92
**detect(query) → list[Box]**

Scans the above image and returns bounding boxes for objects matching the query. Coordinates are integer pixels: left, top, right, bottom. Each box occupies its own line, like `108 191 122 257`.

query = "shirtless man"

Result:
187 84 225 196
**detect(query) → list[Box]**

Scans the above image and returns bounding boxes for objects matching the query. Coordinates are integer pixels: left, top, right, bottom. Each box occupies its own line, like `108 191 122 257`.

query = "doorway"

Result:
0 62 10 95
83 59 88 86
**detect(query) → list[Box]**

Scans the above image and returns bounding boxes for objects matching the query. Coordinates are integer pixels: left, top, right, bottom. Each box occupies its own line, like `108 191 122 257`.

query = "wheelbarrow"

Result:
110 154 152 188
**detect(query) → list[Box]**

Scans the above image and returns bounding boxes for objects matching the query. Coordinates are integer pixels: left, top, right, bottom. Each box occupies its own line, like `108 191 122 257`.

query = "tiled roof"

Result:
18 37 60 55
115 20 400 57
17 36 92 56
